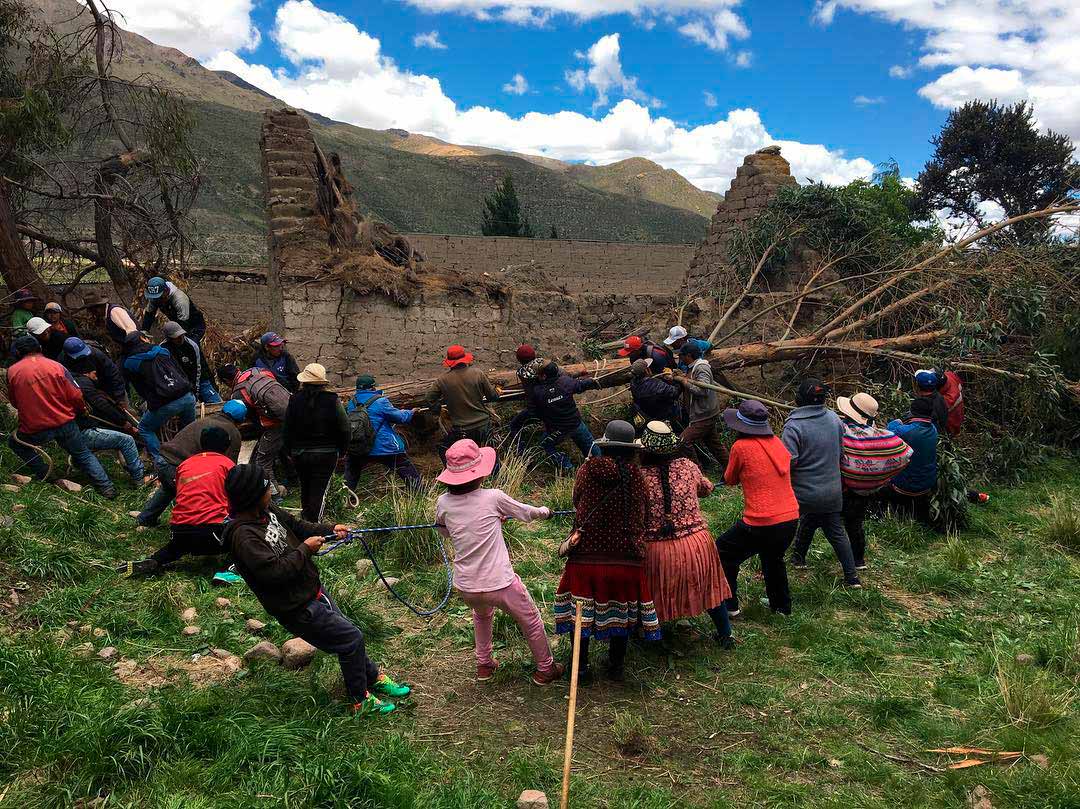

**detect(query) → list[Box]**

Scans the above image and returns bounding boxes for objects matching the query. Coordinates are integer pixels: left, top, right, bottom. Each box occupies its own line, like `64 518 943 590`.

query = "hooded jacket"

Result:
527 371 599 432
122 342 192 411
224 507 332 619
781 404 845 513
629 374 681 422
724 435 800 526
61 345 125 400
683 358 722 423
283 387 349 456
347 389 414 456
161 336 209 390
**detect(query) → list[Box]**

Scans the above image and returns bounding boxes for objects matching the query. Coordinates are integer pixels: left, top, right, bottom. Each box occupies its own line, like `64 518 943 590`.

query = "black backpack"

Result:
347 395 384 456
141 350 191 408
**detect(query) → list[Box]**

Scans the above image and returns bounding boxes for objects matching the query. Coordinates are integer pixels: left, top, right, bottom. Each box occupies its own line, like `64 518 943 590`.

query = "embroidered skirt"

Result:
554 561 662 641
644 527 732 623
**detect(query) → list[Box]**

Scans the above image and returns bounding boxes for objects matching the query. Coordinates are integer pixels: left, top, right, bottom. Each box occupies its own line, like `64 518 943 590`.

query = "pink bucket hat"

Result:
437 439 497 485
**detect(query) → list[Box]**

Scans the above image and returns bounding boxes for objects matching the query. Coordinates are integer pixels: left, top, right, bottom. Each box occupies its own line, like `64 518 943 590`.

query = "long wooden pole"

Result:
560 601 584 809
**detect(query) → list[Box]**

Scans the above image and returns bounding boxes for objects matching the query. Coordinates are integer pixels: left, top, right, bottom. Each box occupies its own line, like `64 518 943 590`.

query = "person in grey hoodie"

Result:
781 380 861 587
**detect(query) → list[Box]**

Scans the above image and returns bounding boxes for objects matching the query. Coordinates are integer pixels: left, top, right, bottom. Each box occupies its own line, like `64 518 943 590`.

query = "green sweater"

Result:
11 308 34 334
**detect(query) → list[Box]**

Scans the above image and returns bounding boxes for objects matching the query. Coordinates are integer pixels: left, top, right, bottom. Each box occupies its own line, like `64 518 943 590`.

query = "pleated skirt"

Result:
644 527 732 623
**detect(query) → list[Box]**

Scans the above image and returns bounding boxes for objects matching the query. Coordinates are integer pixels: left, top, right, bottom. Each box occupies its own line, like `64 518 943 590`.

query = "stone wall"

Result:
685 147 798 297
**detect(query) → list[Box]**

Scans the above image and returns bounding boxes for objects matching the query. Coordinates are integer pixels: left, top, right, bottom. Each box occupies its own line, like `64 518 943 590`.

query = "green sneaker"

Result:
352 693 395 716
212 571 244 587
371 673 411 699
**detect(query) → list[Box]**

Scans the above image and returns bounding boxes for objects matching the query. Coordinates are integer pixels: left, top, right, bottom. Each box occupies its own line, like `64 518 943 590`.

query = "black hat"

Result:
678 342 703 360
11 335 41 358
795 379 829 406
594 419 642 449
225 464 271 512
200 426 231 454
218 364 239 385
909 397 934 419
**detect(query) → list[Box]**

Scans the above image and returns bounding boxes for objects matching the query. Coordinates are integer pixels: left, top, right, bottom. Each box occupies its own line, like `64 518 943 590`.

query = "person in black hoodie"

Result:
505 344 546 452
161 321 222 403
283 363 350 521
61 337 127 404
628 358 684 429
223 463 410 715
121 332 196 467
69 356 146 485
527 361 601 473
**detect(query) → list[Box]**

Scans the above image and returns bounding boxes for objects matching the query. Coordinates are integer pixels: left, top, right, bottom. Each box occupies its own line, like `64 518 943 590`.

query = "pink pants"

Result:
459 575 555 673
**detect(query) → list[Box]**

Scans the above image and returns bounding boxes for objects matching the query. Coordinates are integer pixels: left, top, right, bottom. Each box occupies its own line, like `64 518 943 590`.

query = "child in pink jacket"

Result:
436 439 565 686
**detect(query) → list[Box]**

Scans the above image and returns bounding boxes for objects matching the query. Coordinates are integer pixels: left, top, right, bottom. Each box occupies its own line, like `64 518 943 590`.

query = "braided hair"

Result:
642 451 675 538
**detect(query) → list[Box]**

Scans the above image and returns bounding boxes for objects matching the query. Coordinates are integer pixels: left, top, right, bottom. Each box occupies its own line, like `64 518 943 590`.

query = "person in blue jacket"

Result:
883 396 939 522
663 326 714 372
121 333 196 467
344 374 421 489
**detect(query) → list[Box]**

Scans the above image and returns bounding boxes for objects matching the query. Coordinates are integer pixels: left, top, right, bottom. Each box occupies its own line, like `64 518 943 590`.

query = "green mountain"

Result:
30 0 713 255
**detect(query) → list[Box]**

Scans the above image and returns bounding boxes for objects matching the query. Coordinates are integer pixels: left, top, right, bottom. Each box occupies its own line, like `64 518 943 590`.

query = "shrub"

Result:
1040 495 1080 554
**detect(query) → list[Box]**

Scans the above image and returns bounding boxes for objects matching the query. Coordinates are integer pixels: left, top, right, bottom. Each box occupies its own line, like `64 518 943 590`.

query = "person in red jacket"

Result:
118 426 235 577
715 400 800 616
6 336 115 498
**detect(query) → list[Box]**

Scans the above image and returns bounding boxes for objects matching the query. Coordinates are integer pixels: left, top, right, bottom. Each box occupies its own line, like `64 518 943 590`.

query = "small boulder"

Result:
55 479 83 493
98 646 118 661
180 607 198 622
92 628 107 638
215 597 232 608
355 559 373 576
11 474 32 485
0 483 20 493
1030 753 1049 768
281 637 318 670
73 642 95 658
181 625 201 637
1015 653 1036 667
381 577 401 588
517 790 549 809
210 648 233 660
12 504 25 512
127 511 141 519
244 618 266 633
244 640 282 665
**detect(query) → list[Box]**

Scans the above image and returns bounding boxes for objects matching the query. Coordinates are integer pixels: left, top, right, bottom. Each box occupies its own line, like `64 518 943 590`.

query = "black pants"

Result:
843 491 870 564
151 523 225 566
279 591 379 701
344 452 421 490
572 633 628 672
792 511 859 581
293 451 338 523
716 519 798 615
880 486 935 526
507 409 540 451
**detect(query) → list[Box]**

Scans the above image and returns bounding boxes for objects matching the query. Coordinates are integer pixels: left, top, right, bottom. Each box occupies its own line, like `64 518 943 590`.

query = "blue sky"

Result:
110 0 1078 195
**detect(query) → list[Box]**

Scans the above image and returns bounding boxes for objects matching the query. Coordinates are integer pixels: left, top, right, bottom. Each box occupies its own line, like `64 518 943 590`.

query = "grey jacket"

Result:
781 404 844 513
683 359 722 422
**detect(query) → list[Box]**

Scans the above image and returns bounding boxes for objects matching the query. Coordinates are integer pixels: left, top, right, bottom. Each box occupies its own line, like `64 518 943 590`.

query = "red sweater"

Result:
724 436 800 526
7 354 85 433
171 452 235 526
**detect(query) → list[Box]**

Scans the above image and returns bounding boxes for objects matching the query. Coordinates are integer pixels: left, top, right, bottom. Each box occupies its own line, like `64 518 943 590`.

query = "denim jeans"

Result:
541 420 600 472
82 427 144 483
279 590 380 701
9 419 112 492
138 458 177 526
792 511 859 582
139 393 196 466
198 380 222 404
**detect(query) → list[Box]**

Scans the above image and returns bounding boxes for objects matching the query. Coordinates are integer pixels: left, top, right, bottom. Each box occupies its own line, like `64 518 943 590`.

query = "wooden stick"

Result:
560 601 584 809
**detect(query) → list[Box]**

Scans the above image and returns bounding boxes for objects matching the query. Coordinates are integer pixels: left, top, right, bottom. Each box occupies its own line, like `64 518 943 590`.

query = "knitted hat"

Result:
225 464 271 512
13 288 39 303
795 379 829 406
12 336 41 358
515 344 536 364
641 420 679 455
218 364 239 385
63 337 91 359
221 399 248 422
146 276 168 299
355 373 376 390
200 426 231 453
909 397 934 419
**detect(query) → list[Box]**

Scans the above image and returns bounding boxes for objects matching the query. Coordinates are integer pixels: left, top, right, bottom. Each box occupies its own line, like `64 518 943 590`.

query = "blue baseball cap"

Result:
63 337 92 359
914 369 938 391
146 276 167 299
221 399 248 422
260 331 286 347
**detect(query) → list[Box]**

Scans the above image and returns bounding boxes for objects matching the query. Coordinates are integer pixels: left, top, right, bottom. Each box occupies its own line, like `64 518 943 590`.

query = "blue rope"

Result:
316 510 575 617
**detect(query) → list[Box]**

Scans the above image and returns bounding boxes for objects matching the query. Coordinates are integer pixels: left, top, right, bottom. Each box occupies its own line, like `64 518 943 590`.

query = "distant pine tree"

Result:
549 225 558 239
481 174 533 237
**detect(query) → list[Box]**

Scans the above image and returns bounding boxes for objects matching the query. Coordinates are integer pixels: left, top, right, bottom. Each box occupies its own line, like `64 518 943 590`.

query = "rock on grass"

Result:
181 626 201 637
517 790 549 809
244 618 266 633
215 597 232 608
55 479 83 493
281 637 317 669
180 607 198 622
244 641 282 665
98 647 118 660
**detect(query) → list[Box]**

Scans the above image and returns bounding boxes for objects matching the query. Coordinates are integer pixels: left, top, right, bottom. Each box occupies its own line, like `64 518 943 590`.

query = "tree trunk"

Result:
0 179 49 300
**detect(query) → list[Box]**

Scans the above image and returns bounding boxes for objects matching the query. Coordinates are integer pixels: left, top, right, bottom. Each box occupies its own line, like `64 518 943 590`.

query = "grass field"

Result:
1 444 1078 808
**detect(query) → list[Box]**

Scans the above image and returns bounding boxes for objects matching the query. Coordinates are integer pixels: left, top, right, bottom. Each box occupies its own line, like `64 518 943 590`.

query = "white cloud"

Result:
815 1 1080 139
103 0 259 60
888 65 911 79
503 73 529 95
703 90 718 108
678 8 749 52
412 30 447 49
853 95 885 106
564 34 654 110
400 0 751 21
733 50 752 68
205 1 872 195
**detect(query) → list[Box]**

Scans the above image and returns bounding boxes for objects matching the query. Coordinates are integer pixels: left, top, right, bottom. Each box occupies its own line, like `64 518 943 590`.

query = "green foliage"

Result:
916 100 1080 243
930 442 970 531
480 173 534 238
1040 495 1080 554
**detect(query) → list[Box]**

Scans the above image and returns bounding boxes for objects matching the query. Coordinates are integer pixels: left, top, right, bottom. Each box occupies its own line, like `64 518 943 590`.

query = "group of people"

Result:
5 277 972 716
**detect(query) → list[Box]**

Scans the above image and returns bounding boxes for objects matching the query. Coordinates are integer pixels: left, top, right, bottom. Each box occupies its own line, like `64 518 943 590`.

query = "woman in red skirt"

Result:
639 421 735 649
554 420 661 683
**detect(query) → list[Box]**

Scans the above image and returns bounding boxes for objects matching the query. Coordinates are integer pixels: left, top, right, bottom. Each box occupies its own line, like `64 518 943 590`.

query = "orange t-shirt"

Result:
170 452 235 526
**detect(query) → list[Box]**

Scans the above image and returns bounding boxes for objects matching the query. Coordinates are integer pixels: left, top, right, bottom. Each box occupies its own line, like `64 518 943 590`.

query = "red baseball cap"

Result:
617 335 644 357
443 344 475 368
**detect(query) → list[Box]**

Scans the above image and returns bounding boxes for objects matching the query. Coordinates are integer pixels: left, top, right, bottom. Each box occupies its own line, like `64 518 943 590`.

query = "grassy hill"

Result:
29 0 715 252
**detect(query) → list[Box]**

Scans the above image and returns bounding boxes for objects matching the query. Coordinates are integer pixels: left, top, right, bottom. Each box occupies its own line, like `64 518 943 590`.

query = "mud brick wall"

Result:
685 148 798 298
406 234 694 296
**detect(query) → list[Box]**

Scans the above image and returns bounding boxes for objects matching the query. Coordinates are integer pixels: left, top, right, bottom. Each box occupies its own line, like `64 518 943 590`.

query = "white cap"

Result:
663 325 688 346
26 317 50 336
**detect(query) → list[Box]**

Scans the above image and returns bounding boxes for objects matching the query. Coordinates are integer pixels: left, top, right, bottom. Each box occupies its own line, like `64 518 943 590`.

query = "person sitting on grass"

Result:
222 463 411 716
118 426 235 578
715 400 800 617
882 397 940 525
638 421 734 649
435 439 565 686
